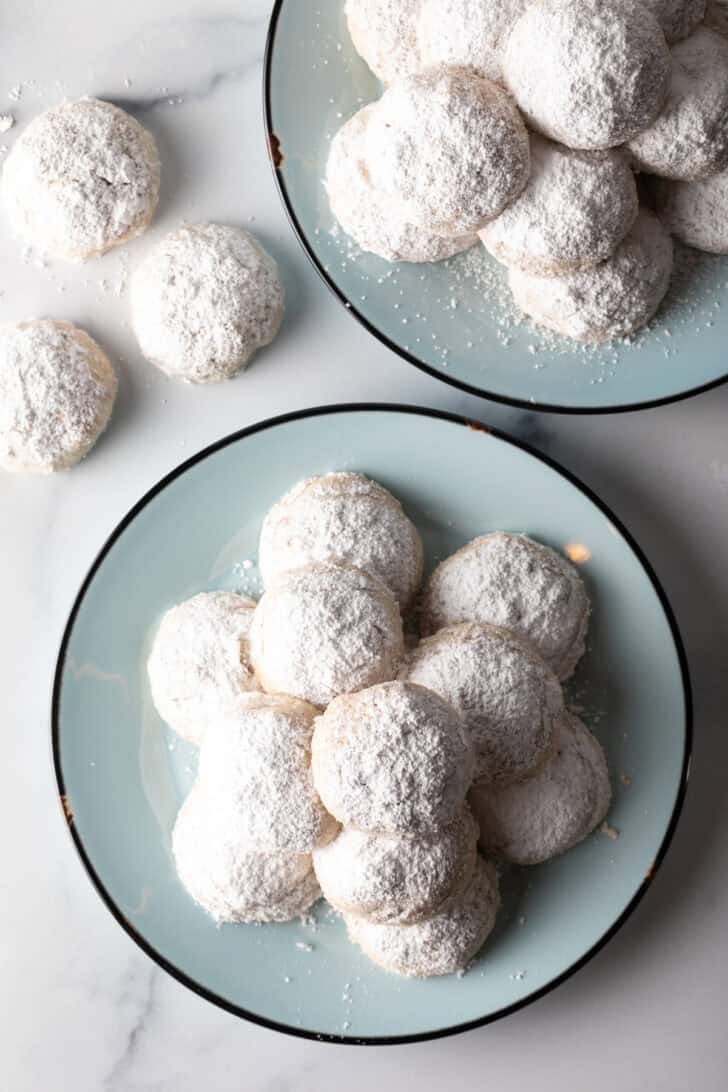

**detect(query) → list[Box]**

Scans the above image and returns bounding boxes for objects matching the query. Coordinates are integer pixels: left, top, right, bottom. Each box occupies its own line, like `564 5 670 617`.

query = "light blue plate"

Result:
264 0 728 413
53 406 690 1043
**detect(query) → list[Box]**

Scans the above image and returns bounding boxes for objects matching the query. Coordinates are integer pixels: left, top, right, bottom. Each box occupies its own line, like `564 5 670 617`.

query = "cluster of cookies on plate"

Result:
149 472 612 978
329 0 728 343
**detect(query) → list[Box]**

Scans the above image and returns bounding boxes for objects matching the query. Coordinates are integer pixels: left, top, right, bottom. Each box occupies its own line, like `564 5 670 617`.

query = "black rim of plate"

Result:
262 0 728 416
52 403 693 1046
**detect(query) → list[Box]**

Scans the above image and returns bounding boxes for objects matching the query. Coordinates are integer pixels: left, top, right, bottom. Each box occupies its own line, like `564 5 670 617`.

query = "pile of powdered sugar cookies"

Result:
328 0 728 343
150 471 612 979
0 97 284 475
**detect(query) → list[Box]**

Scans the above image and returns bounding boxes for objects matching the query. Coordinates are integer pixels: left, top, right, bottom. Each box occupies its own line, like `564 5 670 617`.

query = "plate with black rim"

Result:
264 0 728 414
53 404 689 1043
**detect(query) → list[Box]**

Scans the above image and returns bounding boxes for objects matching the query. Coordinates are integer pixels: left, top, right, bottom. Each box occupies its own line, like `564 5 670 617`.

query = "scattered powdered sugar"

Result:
312 681 474 834
313 805 478 923
147 591 258 746
249 563 404 708
653 165 728 253
344 0 423 84
365 66 530 236
417 0 527 85
197 693 338 854
172 785 321 924
130 222 284 384
503 0 671 150
1 98 160 259
0 114 14 133
0 319 117 474
628 27 728 181
480 134 638 276
345 856 499 977
640 0 706 43
259 471 424 610
469 712 612 866
402 623 564 785
421 532 590 681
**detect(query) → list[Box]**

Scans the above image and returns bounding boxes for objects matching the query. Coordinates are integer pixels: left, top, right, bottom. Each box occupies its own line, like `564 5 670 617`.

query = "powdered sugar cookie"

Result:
628 28 728 180
503 0 671 150
640 0 706 42
131 223 284 384
402 623 563 785
1 98 159 259
345 0 423 84
312 681 474 835
249 563 403 708
313 805 477 924
326 105 476 262
197 693 336 853
172 785 320 924
346 856 499 977
417 0 527 85
259 472 424 610
0 319 117 474
653 165 728 251
479 135 638 275
421 533 589 681
469 712 611 865
147 591 258 746
509 209 674 343
366 66 530 236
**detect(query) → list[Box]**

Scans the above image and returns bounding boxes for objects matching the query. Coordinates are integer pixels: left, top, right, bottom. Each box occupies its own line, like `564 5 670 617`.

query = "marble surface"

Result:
2 1 728 1088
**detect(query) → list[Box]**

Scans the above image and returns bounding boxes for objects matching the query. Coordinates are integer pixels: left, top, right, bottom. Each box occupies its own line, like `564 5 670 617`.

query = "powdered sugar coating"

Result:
312 681 474 835
1 98 159 259
259 471 424 610
147 591 258 746
639 0 706 42
469 712 611 865
313 805 477 924
628 28 728 180
0 319 117 474
131 223 283 384
345 0 423 84
653 165 728 251
417 0 527 84
172 785 320 924
326 105 476 263
479 135 638 275
346 855 499 977
366 66 530 236
197 693 337 853
509 209 674 343
503 0 671 150
421 533 589 681
402 623 563 785
249 563 404 708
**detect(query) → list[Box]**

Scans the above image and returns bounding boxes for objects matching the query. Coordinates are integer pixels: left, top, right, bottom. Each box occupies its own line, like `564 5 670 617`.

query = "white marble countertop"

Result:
2 1 728 1088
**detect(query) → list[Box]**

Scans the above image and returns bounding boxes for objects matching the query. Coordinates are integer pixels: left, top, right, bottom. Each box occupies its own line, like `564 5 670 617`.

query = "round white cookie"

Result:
503 0 671 150
346 856 500 977
312 681 474 835
0 319 117 474
326 105 476 262
417 0 527 85
131 222 283 384
402 623 563 786
509 209 674 343
172 785 320 924
1 98 159 259
147 591 258 746
469 712 611 865
653 165 728 251
197 692 337 853
421 532 589 681
313 805 478 924
365 66 530 236
249 563 403 708
480 135 638 275
259 472 424 611
345 0 423 84
639 0 706 42
628 28 728 180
